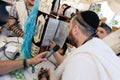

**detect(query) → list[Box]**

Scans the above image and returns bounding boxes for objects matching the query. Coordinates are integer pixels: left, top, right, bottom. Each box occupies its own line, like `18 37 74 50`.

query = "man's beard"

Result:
67 31 77 47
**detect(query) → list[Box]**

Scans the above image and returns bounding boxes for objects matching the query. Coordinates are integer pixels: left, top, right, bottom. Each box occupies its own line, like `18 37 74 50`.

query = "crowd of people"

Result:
0 0 120 80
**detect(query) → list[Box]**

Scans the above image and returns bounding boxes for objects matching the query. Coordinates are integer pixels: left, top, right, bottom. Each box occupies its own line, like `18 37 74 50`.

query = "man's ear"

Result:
72 25 79 34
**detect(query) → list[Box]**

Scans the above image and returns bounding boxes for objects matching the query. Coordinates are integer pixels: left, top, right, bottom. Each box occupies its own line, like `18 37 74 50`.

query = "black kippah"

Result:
81 10 100 30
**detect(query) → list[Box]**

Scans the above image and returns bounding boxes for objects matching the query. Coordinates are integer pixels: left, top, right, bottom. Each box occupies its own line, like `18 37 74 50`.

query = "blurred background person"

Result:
3 0 36 37
96 22 112 39
57 4 69 15
1 0 35 37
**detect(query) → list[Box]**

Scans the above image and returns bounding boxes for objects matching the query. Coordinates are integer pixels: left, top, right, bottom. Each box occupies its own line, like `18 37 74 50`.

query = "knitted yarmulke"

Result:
81 10 100 30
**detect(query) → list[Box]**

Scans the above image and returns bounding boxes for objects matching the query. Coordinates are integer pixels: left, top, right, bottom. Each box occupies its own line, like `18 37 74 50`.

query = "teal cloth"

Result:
21 0 40 59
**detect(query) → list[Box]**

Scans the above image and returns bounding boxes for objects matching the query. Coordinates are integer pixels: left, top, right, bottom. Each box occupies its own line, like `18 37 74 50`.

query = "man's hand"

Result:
29 51 48 65
49 39 56 49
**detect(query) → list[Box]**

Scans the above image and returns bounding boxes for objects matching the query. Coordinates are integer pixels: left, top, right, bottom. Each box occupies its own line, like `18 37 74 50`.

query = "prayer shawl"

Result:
54 47 76 80
55 38 120 80
15 1 28 31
